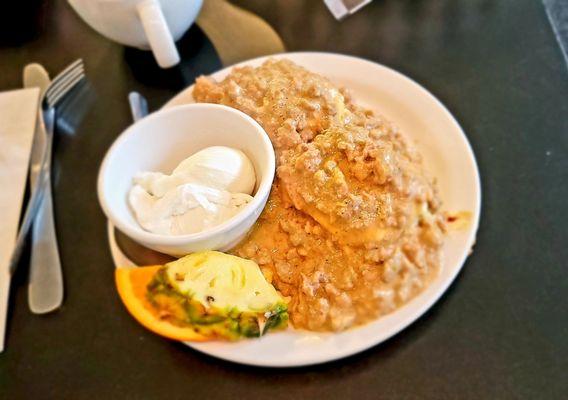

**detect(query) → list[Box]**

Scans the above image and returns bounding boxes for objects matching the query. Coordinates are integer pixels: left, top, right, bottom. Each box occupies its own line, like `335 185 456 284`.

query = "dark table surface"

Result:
1 0 567 399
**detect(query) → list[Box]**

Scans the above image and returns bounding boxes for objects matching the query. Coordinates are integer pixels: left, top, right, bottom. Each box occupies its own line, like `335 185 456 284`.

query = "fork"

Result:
9 59 85 276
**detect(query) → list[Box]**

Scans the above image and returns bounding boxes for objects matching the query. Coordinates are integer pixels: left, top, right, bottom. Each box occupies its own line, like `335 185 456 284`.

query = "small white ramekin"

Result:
97 103 275 257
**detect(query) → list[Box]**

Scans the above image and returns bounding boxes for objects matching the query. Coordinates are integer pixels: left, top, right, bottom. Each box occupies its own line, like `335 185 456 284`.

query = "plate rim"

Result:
110 51 482 367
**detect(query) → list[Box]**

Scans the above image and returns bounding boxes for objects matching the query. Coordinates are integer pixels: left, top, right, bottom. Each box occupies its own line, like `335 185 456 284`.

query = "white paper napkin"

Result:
0 87 39 352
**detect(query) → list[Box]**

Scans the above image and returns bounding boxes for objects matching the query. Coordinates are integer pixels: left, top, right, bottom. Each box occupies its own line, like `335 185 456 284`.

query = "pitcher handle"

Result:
136 0 180 68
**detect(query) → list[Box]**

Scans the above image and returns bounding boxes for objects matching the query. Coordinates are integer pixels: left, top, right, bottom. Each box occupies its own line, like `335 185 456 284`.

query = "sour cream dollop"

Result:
129 146 256 235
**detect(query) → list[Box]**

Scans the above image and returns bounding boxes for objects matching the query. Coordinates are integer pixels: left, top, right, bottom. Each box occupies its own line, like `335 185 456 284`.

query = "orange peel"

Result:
115 266 209 342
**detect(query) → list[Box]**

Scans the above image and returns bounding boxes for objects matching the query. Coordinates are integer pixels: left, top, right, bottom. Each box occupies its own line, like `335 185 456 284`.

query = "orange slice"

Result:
115 266 209 342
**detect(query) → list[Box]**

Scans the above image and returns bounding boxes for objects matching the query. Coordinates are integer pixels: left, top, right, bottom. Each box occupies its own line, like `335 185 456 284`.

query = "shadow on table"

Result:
123 25 222 91
50 79 96 189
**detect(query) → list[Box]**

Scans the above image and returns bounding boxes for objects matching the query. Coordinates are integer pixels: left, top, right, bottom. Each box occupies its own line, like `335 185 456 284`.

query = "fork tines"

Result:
44 59 85 109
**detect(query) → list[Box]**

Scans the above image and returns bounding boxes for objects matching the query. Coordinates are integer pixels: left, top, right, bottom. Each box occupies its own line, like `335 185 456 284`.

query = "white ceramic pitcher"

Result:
68 0 203 68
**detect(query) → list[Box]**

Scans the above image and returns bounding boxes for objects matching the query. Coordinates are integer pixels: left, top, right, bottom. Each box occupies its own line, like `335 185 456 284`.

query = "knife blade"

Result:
23 64 64 314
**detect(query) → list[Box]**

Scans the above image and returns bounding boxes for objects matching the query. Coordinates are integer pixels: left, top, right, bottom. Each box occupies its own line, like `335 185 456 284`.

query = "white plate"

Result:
108 52 481 367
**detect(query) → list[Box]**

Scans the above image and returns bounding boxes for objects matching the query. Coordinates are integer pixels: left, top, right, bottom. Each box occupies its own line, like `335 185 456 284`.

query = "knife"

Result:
23 64 64 314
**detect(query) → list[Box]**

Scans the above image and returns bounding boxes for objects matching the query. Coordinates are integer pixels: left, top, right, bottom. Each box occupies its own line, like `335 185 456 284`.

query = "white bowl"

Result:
97 103 275 257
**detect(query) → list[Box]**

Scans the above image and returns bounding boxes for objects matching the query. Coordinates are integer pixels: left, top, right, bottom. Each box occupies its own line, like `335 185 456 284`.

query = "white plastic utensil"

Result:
128 91 149 122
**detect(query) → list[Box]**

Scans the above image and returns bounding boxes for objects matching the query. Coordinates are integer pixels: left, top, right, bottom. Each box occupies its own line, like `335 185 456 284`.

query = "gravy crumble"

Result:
193 59 445 332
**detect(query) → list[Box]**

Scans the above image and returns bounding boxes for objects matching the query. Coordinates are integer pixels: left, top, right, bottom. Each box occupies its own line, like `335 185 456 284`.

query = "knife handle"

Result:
28 182 63 314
